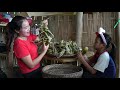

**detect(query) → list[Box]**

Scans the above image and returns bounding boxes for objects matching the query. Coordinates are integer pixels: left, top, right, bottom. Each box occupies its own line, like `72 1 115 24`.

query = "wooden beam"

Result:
26 12 76 17
16 12 29 17
76 12 83 47
117 12 120 78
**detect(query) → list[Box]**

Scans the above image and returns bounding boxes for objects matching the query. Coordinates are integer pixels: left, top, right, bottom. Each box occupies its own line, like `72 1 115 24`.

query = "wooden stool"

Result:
0 52 8 69
13 55 18 67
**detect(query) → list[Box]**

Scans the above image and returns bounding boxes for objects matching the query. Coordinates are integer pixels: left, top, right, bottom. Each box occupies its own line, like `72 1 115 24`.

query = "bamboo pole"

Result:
76 12 83 47
76 12 83 66
117 12 120 78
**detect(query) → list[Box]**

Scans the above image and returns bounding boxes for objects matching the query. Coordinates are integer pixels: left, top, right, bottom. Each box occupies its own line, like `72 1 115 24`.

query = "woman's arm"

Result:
34 36 43 46
21 43 49 69
77 52 97 74
82 54 95 66
34 36 40 42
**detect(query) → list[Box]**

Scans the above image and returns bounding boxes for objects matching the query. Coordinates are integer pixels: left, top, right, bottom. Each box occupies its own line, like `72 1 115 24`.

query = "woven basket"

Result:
42 64 83 78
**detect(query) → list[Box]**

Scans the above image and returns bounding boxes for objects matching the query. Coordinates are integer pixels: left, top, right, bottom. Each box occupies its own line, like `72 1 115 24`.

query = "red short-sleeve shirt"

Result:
13 34 40 74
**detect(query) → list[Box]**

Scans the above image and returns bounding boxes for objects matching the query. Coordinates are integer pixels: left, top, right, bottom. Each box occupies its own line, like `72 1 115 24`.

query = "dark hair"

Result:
108 43 116 60
97 33 116 64
6 16 26 51
98 33 112 49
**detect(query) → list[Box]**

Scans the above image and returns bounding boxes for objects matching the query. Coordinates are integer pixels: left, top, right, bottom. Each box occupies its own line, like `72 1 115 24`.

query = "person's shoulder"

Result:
99 52 109 60
14 38 26 45
102 52 109 56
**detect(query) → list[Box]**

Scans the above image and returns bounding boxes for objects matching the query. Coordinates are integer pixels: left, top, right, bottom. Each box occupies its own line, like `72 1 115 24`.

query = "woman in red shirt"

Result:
6 16 49 78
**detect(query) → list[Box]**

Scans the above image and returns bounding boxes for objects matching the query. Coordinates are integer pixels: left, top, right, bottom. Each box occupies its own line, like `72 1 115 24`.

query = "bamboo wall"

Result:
82 12 118 51
48 15 76 41
47 12 118 51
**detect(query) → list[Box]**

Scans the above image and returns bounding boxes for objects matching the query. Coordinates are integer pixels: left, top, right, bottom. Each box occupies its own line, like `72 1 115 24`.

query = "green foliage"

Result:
47 40 82 58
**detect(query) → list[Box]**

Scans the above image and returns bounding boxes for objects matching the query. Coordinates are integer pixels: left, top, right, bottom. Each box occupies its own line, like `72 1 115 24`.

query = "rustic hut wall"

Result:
48 15 76 42
47 12 117 51
82 12 118 51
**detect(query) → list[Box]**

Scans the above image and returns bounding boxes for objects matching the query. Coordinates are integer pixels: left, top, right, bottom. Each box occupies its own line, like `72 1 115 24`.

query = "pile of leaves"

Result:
39 19 54 45
47 40 82 58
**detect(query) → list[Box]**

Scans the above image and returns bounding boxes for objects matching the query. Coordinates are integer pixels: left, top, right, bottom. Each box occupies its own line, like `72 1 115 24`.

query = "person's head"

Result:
6 16 30 51
94 30 116 61
94 33 112 51
9 16 30 37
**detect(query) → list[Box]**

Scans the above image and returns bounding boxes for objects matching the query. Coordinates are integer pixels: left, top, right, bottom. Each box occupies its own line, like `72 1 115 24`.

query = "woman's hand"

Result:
77 51 84 60
34 36 40 42
77 51 97 74
35 41 42 46
42 42 49 53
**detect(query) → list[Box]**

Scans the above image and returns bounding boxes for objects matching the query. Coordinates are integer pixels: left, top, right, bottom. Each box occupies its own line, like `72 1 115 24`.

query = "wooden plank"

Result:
117 12 120 78
0 24 7 27
27 12 75 17
17 12 29 17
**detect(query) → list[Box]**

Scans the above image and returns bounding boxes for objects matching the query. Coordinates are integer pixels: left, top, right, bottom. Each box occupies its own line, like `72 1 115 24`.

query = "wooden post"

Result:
76 12 83 47
117 12 120 78
76 12 83 66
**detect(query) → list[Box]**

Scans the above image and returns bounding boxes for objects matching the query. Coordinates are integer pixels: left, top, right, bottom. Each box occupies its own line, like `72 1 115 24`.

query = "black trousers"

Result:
22 67 42 78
